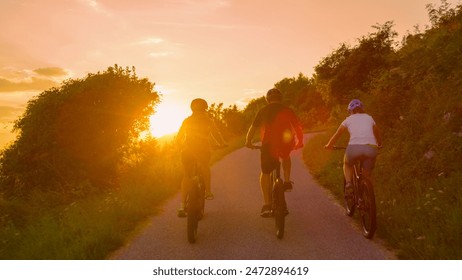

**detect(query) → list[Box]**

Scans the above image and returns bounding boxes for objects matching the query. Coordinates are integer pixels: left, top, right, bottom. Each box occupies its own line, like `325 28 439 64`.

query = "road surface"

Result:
111 134 395 260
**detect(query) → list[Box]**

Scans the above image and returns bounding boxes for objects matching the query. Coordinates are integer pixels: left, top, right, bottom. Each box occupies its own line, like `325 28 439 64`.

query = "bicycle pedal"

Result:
261 212 273 218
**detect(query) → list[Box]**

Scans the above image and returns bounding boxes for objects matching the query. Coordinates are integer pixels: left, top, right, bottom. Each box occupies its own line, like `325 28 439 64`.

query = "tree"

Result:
208 103 246 139
314 22 397 106
0 65 159 197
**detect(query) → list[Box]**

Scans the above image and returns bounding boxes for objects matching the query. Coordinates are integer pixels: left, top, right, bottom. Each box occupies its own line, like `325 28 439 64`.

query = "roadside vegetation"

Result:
303 1 462 259
1 1 460 259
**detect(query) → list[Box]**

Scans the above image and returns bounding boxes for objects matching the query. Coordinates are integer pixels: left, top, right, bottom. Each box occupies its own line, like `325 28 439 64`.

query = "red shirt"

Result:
251 103 303 147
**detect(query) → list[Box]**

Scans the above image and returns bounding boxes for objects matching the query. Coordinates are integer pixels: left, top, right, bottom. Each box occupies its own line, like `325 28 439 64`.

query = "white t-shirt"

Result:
341 113 377 145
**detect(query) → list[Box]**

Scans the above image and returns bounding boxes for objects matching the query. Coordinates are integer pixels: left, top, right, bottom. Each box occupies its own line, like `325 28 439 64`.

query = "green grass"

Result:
302 131 462 259
0 136 243 260
0 176 175 259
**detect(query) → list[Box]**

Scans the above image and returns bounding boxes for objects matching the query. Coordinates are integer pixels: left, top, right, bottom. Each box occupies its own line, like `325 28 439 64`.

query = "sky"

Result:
0 0 459 145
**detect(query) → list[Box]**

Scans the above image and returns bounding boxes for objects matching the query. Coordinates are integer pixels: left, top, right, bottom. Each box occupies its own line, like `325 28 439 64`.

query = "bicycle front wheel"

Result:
359 179 376 239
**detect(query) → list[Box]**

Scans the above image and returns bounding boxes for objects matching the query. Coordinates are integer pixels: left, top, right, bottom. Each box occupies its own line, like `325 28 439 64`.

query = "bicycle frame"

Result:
250 145 287 239
335 146 377 239
271 161 286 239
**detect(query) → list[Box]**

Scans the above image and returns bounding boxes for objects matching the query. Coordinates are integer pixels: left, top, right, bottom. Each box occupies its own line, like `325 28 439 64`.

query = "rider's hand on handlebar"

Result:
245 141 253 148
294 142 304 150
324 144 334 150
246 142 261 149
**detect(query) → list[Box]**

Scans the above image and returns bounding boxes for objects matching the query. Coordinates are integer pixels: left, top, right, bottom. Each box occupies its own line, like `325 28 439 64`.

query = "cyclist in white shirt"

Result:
324 99 382 196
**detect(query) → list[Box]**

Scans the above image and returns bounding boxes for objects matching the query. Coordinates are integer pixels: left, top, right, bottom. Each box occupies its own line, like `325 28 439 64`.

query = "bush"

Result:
0 65 159 198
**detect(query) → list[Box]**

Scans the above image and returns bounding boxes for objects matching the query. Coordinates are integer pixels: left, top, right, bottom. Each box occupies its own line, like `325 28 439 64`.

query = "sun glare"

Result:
149 101 189 138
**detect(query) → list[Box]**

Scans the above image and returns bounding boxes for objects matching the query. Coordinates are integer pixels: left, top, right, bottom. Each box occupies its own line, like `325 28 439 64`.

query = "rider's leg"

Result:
198 151 213 199
201 165 213 199
260 172 272 206
343 162 353 184
343 146 356 185
361 146 378 184
260 144 275 216
281 156 291 183
180 176 193 208
179 150 194 216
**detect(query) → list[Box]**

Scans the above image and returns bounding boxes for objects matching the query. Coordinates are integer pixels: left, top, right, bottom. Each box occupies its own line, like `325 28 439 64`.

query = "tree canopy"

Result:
0 65 159 197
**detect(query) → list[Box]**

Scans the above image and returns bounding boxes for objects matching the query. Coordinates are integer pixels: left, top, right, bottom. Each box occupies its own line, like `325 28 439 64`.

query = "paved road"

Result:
112 134 395 260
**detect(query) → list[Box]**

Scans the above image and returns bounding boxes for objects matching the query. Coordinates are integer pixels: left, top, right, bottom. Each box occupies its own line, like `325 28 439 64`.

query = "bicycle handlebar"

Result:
211 144 228 150
247 144 261 150
328 145 382 150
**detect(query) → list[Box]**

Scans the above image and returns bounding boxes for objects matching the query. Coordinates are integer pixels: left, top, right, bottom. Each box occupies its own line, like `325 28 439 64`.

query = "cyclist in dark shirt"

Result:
245 88 304 217
176 98 225 217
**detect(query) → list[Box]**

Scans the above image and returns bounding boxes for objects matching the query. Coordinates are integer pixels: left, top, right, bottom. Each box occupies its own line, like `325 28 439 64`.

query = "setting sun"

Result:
149 101 189 138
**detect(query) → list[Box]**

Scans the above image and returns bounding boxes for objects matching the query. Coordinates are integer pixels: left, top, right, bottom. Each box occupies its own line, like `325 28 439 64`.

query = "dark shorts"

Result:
344 144 378 171
260 142 293 174
181 148 211 177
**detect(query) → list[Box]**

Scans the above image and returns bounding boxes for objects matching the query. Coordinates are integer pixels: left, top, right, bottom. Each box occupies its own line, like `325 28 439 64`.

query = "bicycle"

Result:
249 145 288 239
185 160 206 244
184 145 227 244
334 146 376 239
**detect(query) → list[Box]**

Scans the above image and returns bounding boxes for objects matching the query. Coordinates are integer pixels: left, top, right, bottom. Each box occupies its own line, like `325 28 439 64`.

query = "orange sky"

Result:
0 0 459 144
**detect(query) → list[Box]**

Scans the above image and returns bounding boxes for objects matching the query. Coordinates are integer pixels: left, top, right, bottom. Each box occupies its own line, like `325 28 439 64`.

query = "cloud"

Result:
136 37 165 45
33 67 69 77
0 105 24 122
0 105 24 147
173 0 231 10
80 0 110 15
0 67 70 93
0 77 58 93
234 88 264 108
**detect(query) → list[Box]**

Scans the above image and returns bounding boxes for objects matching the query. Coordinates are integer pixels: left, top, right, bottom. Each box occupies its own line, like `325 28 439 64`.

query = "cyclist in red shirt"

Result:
245 88 304 217
176 98 225 217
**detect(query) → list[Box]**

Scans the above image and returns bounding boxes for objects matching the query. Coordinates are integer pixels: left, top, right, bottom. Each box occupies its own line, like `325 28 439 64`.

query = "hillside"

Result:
302 2 462 259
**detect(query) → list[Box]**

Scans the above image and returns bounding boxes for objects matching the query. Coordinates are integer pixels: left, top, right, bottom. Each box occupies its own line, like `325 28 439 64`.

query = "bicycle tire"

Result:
344 179 356 216
187 179 200 244
359 178 376 239
274 181 285 239
198 180 205 220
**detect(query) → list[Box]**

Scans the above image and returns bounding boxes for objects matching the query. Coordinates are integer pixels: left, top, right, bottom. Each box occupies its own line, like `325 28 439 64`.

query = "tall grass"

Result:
0 136 243 259
303 131 462 259
0 168 177 259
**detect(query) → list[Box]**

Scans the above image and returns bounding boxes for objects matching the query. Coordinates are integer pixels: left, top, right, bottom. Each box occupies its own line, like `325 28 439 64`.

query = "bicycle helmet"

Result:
190 98 208 112
347 99 364 113
266 88 282 102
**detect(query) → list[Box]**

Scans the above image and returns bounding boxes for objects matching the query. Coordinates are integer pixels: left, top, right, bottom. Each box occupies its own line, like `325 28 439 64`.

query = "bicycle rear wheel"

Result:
273 181 285 239
187 181 200 243
198 180 205 220
359 179 376 239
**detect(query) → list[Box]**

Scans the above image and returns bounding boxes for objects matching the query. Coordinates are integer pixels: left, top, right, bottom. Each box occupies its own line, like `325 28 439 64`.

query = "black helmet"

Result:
190 98 208 112
266 88 282 102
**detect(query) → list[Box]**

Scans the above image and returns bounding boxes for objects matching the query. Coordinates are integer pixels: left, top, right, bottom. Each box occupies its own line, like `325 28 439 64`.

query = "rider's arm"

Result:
246 111 262 148
291 113 304 148
373 124 382 148
210 120 226 147
245 124 257 147
325 125 347 149
175 120 187 147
